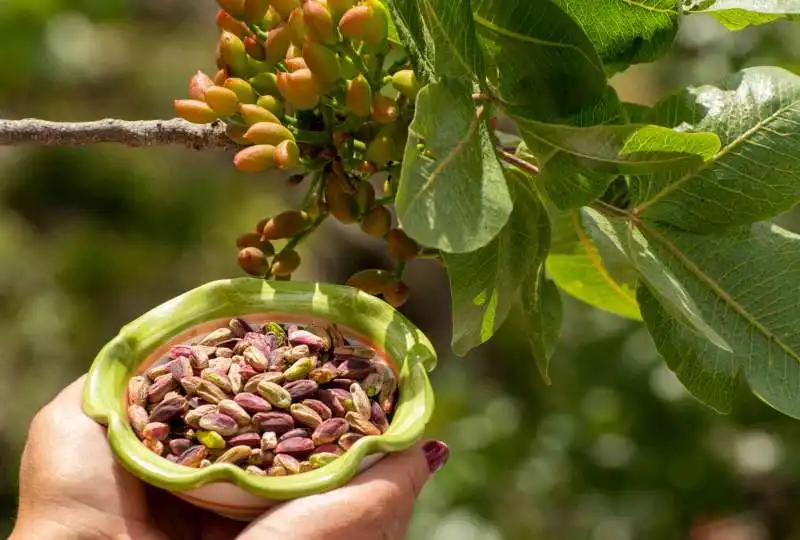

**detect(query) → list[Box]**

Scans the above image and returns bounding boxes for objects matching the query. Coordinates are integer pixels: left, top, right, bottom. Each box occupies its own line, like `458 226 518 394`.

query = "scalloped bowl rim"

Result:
82 278 437 501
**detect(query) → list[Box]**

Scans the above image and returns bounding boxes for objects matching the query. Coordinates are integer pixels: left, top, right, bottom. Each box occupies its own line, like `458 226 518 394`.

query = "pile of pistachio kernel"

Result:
127 317 397 476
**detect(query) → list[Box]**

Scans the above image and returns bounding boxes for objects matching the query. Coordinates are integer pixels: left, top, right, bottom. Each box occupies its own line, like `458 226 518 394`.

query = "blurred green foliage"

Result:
1 3 799 539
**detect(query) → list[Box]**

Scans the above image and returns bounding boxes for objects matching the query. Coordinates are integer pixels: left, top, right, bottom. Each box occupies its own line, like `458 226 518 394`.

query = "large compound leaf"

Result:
517 119 721 208
632 67 800 232
444 172 549 355
547 206 642 321
553 0 679 72
636 221 800 418
396 81 513 253
417 0 485 82
472 0 609 121
685 0 800 30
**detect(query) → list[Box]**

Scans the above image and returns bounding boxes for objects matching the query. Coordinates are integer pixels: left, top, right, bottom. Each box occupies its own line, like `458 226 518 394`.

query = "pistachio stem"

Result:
247 23 269 43
375 195 394 205
264 213 329 281
496 147 540 175
341 41 370 79
301 171 322 208
393 261 406 280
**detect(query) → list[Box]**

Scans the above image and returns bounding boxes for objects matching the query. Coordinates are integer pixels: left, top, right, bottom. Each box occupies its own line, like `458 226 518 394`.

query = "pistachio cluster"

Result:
174 0 424 306
128 317 397 476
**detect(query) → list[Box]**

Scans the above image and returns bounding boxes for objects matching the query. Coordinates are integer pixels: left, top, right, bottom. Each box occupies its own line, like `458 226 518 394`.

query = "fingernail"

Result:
422 440 449 473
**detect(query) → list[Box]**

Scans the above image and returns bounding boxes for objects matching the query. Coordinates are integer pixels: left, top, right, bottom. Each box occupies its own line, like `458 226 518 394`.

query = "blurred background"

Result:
1 2 800 539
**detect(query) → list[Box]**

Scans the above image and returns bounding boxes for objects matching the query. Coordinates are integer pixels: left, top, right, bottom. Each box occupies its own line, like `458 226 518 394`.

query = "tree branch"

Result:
496 147 540 175
0 118 239 151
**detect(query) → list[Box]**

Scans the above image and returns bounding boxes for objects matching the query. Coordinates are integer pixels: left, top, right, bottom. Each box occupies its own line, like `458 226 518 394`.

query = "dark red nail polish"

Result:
422 440 449 473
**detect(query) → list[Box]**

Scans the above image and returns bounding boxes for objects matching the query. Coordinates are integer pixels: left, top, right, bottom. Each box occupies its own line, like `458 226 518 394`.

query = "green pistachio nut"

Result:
224 78 257 104
276 69 321 110
355 181 376 214
174 100 219 124
391 69 420 101
270 0 300 19
271 249 301 277
244 0 270 22
216 0 246 20
233 145 277 173
260 210 310 240
250 72 280 95
324 174 360 224
386 228 420 262
257 94 285 118
189 70 215 101
345 269 394 295
365 126 396 167
360 205 391 237
219 31 251 78
345 74 372 117
244 36 267 61
286 8 307 46
303 0 336 43
284 357 315 381
244 122 295 146
239 104 281 125
327 0 355 20
339 1 387 45
275 140 300 170
371 94 398 124
303 40 341 83
204 86 241 117
266 26 292 66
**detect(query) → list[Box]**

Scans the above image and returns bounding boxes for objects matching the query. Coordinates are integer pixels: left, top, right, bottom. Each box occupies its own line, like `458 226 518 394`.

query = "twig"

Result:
496 147 540 175
0 118 239 151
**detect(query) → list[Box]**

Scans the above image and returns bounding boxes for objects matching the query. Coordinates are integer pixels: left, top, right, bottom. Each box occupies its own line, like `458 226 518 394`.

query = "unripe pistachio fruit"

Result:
360 205 392 237
219 31 250 77
244 36 267 61
275 140 301 170
391 69 420 101
261 211 311 240
266 27 292 65
383 280 410 308
372 94 398 124
239 104 281 125
303 1 336 43
386 228 420 262
276 69 321 110
328 0 356 19
189 71 215 101
338 1 388 45
238 247 268 276
216 10 249 38
234 145 277 172
249 72 279 95
285 56 308 72
303 40 341 83
224 78 257 104
270 0 300 20
345 269 395 295
324 174 359 224
286 8 307 45
244 0 270 23
271 250 301 277
204 86 240 117
257 94 284 118
244 122 295 146
175 100 219 124
217 0 246 20
345 74 372 117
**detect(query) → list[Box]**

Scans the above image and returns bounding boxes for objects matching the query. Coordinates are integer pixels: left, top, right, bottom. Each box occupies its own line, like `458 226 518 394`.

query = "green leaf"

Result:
631 66 800 232
547 206 642 321
444 172 549 355
396 81 513 253
685 1 799 30
516 119 722 208
417 0 485 82
581 209 731 352
519 267 563 384
552 0 679 72
471 0 609 121
386 0 436 81
375 0 403 44
636 221 800 419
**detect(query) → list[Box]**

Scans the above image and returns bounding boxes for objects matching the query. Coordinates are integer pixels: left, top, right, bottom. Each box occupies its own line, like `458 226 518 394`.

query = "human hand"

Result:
11 376 448 540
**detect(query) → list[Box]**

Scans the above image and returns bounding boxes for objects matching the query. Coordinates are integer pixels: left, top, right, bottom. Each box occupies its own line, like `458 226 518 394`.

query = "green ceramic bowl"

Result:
83 278 436 520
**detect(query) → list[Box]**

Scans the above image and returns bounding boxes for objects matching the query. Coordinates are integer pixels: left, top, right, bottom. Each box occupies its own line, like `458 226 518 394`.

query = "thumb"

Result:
240 440 449 540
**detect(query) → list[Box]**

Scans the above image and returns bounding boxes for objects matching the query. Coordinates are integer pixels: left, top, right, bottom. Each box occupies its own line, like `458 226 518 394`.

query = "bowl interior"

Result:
83 278 437 500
